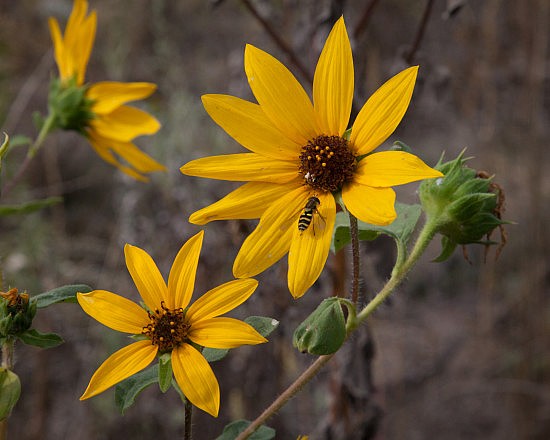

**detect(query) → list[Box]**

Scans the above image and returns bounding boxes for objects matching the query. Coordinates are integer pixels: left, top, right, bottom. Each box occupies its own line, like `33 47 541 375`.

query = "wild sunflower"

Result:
48 0 165 181
180 17 443 298
77 231 266 417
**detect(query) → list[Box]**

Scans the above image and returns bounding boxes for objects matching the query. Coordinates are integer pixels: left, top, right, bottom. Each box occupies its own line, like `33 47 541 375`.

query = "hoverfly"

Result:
298 196 325 234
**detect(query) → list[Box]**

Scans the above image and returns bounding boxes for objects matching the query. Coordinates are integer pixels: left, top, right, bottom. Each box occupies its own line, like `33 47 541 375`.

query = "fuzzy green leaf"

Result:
332 203 422 253
115 364 159 414
34 284 92 308
216 420 275 440
0 197 63 217
17 329 64 348
158 353 172 393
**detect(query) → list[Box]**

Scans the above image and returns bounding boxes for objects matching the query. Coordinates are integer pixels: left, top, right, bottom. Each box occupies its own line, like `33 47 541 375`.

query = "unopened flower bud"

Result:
0 288 36 337
418 151 507 261
293 298 346 355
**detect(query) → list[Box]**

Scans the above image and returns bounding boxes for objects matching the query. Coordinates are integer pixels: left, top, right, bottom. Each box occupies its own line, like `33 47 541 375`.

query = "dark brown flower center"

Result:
298 135 356 192
142 302 190 352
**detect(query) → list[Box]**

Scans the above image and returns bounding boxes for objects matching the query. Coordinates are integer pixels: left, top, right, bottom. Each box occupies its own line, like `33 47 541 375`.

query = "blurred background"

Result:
0 0 548 438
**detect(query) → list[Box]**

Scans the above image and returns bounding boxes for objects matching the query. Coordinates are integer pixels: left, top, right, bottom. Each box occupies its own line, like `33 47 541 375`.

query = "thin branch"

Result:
353 0 381 40
405 0 435 64
240 0 313 85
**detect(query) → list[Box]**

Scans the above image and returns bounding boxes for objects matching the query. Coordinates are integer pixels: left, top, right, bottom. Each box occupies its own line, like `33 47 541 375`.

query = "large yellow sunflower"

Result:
77 231 266 417
180 17 443 298
48 0 165 181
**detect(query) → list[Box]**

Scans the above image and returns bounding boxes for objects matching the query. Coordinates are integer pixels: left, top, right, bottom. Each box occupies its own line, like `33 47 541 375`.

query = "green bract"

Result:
419 151 506 261
48 76 95 133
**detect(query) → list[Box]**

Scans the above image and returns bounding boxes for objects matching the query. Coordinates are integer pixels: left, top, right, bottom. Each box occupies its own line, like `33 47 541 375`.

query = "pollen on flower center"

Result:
298 135 356 192
142 302 190 352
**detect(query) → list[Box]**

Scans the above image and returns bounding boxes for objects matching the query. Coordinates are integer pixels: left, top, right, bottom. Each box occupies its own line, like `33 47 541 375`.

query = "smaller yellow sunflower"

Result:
48 0 165 181
180 17 443 298
77 231 266 417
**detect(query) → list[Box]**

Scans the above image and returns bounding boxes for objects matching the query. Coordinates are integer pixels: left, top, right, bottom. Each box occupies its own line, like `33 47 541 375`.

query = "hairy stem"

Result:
348 211 360 304
184 399 193 440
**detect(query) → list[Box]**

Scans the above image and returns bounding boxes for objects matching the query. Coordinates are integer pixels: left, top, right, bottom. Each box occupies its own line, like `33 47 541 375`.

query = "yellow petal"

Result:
180 153 297 183
342 181 396 225
167 231 204 311
188 182 298 225
233 186 310 278
124 244 167 312
288 192 336 298
354 151 443 187
313 17 353 136
80 340 157 400
186 279 258 322
77 290 148 333
188 317 267 348
244 44 319 145
73 12 96 85
202 94 300 159
88 82 157 115
90 105 161 143
172 344 220 417
350 66 418 155
87 135 150 182
48 18 66 79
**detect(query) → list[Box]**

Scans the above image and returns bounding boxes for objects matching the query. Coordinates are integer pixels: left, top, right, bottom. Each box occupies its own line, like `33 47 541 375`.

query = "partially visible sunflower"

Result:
180 17 443 298
48 0 165 181
77 231 266 417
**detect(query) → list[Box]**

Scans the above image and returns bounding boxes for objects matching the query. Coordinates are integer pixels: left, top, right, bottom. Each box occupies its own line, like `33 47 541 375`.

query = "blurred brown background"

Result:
0 0 548 439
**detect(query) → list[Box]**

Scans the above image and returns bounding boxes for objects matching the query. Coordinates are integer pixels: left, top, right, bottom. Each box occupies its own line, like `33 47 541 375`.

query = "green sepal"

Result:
293 297 346 355
332 203 422 253
33 284 92 308
433 236 458 262
0 133 9 169
48 77 94 133
0 368 21 421
115 364 159 414
390 140 412 153
17 329 64 348
216 420 276 440
203 316 279 363
158 353 172 393
0 197 63 217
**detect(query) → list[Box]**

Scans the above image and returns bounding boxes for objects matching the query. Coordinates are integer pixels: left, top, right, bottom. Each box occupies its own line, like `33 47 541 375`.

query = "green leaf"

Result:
17 329 64 348
216 420 276 440
331 203 422 253
433 236 458 262
202 347 230 363
244 316 279 338
115 364 159 414
0 197 63 217
34 284 92 308
158 353 172 393
203 316 279 363
0 368 21 420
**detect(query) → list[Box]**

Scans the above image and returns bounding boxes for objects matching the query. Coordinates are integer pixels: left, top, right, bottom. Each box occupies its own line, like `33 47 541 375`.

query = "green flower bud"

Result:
47 77 95 134
293 298 346 355
0 288 35 337
418 151 507 261
0 368 21 421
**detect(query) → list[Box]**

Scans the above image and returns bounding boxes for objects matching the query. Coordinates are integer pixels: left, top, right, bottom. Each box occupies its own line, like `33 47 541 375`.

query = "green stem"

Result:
357 215 439 323
2 112 56 198
235 354 334 440
234 216 440 439
348 211 360 304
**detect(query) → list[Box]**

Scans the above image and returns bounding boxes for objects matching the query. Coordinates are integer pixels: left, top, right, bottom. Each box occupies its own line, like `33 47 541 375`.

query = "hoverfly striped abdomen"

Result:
298 196 321 232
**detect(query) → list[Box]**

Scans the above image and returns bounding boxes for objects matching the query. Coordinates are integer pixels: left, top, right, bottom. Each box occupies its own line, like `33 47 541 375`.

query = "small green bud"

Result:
419 151 508 261
293 298 346 355
0 368 21 420
47 77 95 134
